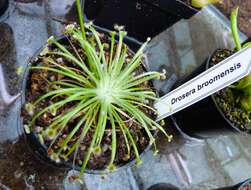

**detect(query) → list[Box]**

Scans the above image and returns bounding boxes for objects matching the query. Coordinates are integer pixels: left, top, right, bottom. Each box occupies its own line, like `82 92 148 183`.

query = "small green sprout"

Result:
44 128 57 140
107 164 116 172
93 146 102 154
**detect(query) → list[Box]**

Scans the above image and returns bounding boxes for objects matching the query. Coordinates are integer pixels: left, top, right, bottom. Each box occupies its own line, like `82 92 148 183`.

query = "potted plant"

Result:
190 0 220 9
171 7 251 139
237 178 251 190
84 0 220 42
21 0 173 180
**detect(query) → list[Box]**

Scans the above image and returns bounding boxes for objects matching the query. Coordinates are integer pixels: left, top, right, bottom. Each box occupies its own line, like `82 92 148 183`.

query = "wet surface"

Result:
0 137 68 189
0 1 251 190
0 1 74 189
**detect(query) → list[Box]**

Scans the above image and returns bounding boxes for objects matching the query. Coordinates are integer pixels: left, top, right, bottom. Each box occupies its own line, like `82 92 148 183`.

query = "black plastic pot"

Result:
237 178 251 190
20 27 157 174
0 0 8 16
171 50 246 139
84 0 198 42
146 183 180 190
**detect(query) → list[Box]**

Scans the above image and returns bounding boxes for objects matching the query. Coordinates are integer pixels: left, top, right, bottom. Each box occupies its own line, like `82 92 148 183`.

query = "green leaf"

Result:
76 0 86 40
242 42 251 48
27 19 173 179
191 0 220 8
107 106 117 168
230 7 242 51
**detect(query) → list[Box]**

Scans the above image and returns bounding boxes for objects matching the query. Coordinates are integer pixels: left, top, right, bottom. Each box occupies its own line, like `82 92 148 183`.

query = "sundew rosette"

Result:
21 0 173 180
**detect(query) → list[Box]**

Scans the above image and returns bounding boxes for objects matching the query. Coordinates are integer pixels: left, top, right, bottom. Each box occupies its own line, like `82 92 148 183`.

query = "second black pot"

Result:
171 50 245 139
84 0 198 42
214 178 251 190
0 0 8 16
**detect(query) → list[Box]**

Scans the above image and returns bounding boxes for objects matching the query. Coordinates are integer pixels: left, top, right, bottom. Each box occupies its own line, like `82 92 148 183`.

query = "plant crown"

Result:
26 0 172 178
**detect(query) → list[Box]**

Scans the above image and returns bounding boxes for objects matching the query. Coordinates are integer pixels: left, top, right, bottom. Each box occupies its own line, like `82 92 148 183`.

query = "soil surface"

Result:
0 137 68 189
210 49 251 132
22 32 156 171
216 0 251 37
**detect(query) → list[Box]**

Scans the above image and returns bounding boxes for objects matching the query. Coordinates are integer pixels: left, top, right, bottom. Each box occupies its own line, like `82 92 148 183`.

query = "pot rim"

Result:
207 49 249 134
20 27 158 175
0 0 8 16
238 178 251 190
142 0 199 12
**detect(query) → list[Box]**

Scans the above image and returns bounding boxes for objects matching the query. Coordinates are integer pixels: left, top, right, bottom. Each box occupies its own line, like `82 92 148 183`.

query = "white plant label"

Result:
155 46 251 121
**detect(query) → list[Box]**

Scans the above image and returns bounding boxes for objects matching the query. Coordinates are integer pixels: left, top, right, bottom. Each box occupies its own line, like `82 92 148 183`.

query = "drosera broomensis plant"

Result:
22 0 172 179
229 7 251 112
211 7 251 131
